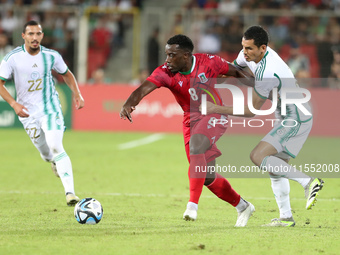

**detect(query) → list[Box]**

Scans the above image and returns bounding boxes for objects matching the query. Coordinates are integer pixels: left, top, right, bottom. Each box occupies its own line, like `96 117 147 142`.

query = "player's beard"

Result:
29 45 40 54
29 41 40 53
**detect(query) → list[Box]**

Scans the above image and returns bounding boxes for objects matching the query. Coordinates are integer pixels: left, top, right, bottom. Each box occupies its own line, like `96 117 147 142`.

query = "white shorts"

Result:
262 118 313 159
19 112 65 147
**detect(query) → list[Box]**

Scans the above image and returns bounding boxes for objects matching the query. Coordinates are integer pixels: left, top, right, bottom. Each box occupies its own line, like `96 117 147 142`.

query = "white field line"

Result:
117 133 165 150
0 190 338 201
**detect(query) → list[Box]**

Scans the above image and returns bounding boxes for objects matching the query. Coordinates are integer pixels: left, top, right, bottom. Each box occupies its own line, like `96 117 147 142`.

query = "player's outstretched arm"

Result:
0 79 29 117
120 80 157 123
62 70 85 110
226 64 255 87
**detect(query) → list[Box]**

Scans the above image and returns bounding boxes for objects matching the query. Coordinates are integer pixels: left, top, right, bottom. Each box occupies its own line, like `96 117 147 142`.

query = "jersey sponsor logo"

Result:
32 63 38 68
198 73 208 83
178 81 183 87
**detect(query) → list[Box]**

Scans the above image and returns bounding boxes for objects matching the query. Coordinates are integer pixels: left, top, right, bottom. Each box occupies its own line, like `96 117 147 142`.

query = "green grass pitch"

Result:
0 129 339 255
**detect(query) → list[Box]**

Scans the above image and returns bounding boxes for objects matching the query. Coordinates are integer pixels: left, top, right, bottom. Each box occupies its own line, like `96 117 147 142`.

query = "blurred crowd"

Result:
0 0 142 9
185 0 340 11
0 0 340 87
180 0 340 87
0 0 140 82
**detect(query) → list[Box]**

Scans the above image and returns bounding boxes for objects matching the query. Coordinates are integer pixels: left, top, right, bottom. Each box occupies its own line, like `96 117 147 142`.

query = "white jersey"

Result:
0 45 68 118
234 46 312 122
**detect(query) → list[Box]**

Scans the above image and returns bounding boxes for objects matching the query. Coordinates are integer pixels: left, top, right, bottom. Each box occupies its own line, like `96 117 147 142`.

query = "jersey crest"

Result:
198 72 208 83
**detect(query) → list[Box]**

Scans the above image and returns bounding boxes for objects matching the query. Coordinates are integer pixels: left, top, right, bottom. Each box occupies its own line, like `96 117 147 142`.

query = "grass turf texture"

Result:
0 129 339 255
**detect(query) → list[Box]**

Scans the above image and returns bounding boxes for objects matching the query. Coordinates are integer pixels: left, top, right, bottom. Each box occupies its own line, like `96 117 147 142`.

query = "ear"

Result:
261 45 267 53
183 51 190 59
21 33 25 40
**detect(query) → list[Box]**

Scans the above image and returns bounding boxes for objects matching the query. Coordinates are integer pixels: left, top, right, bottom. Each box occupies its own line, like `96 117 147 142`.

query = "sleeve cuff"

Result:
233 60 245 68
254 87 268 99
59 67 69 75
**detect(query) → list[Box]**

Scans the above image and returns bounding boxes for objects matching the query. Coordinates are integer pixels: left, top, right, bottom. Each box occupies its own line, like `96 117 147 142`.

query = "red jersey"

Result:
146 53 230 125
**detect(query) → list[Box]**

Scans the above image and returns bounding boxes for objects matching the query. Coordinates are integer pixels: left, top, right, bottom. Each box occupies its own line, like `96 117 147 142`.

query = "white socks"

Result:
187 201 198 211
261 156 311 188
54 151 75 195
270 177 292 219
261 156 312 219
235 197 248 213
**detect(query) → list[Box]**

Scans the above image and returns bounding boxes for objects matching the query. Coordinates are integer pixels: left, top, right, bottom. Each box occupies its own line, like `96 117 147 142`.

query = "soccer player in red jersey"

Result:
120 34 255 226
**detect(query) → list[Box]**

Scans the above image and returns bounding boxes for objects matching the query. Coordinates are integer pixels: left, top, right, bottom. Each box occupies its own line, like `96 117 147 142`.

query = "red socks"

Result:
188 154 241 207
206 173 241 207
188 154 207 204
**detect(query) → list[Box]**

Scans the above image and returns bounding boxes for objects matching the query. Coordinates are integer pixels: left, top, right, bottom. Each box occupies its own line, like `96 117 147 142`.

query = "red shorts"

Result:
183 114 228 163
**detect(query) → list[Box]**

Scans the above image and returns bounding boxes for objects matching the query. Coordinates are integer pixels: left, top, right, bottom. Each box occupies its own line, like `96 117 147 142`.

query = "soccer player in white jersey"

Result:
204 26 323 227
0 20 84 206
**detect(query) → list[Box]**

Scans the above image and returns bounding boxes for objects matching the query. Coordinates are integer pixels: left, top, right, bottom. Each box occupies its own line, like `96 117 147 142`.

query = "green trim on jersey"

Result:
179 56 195 75
255 58 266 81
48 113 52 130
4 47 23 61
48 54 57 114
49 54 57 112
0 76 7 81
274 73 282 91
59 67 69 75
263 51 269 59
42 53 58 122
254 86 267 99
41 47 68 75
233 60 246 68
56 112 62 130
41 46 61 56
255 51 268 81
42 53 49 116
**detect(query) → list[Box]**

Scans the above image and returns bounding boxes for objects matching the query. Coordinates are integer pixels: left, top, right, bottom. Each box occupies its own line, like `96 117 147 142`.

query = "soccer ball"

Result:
74 198 103 224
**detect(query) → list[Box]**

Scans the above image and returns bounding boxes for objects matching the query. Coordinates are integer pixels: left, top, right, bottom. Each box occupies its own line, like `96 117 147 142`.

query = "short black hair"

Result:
167 34 194 53
23 20 42 33
243 26 269 48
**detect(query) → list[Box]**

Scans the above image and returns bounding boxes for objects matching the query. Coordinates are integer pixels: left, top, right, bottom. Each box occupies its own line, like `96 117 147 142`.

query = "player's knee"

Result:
189 146 204 155
40 153 52 162
204 170 215 186
250 149 262 166
48 142 64 155
189 134 210 155
204 178 215 186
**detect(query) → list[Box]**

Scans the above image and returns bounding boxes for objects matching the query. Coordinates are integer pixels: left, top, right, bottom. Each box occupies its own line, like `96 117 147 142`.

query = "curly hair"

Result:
167 34 194 53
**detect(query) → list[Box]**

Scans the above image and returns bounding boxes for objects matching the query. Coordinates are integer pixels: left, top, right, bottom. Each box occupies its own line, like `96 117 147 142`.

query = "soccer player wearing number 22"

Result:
0 20 85 206
120 34 255 226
